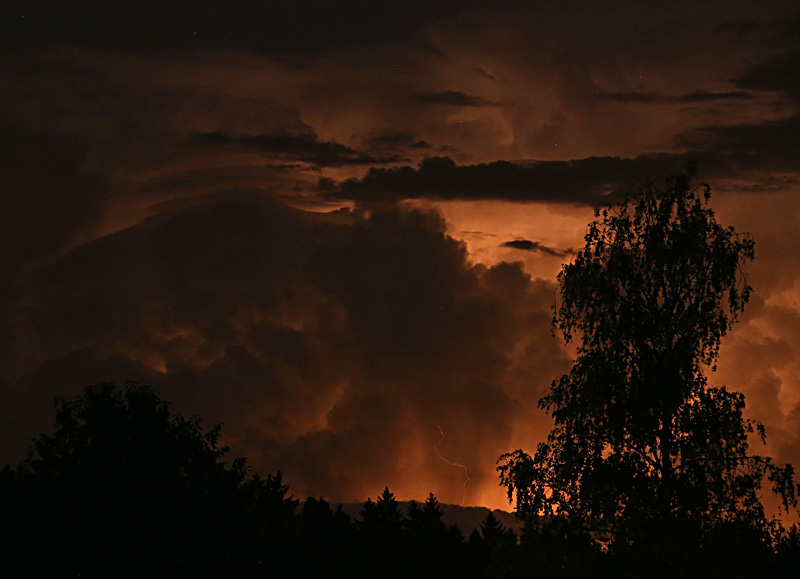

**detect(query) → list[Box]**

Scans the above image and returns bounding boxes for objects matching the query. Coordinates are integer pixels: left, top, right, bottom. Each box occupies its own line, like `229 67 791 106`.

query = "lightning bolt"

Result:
434 424 470 505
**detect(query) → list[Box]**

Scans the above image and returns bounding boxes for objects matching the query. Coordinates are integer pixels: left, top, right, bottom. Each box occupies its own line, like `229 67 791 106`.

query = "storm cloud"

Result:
3 0 800 513
329 155 700 204
189 131 401 168
2 192 566 506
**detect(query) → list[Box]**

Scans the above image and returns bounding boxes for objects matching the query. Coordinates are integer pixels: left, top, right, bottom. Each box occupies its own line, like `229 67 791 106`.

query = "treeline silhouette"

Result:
2 382 800 578
0 382 515 578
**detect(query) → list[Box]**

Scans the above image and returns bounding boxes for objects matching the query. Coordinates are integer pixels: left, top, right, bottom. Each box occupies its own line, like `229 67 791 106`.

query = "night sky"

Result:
2 1 800 510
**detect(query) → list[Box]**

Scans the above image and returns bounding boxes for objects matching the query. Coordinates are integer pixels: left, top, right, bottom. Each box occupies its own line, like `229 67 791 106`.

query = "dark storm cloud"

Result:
732 14 800 101
1 0 512 56
329 154 702 204
2 192 566 505
189 131 400 168
593 90 751 104
501 240 571 257
0 124 106 278
331 122 800 203
362 131 419 148
0 123 108 366
735 53 800 92
5 0 800 512
412 91 496 107
734 53 800 99
675 114 800 170
360 131 432 153
713 18 761 37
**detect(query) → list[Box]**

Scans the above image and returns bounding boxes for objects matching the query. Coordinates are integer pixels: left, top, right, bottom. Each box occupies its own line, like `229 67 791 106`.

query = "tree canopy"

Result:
498 167 797 549
0 383 475 577
0 382 254 578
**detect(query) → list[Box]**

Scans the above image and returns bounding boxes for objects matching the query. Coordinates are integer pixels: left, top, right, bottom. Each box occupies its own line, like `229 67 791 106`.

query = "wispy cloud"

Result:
189 131 401 167
594 90 751 103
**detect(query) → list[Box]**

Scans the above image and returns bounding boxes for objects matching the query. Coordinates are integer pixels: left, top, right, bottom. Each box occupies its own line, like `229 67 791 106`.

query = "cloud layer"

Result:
2 2 800 511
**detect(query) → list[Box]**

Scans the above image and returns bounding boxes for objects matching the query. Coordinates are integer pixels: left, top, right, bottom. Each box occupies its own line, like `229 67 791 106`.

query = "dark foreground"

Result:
2 382 800 578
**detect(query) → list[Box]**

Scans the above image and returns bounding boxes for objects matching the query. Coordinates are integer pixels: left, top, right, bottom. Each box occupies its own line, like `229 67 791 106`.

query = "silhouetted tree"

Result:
479 511 516 546
406 498 424 526
295 496 356 578
406 492 447 533
467 512 517 579
0 382 249 578
359 486 405 532
512 515 604 579
358 487 407 577
775 524 800 575
240 471 301 577
498 167 797 560
404 493 467 578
